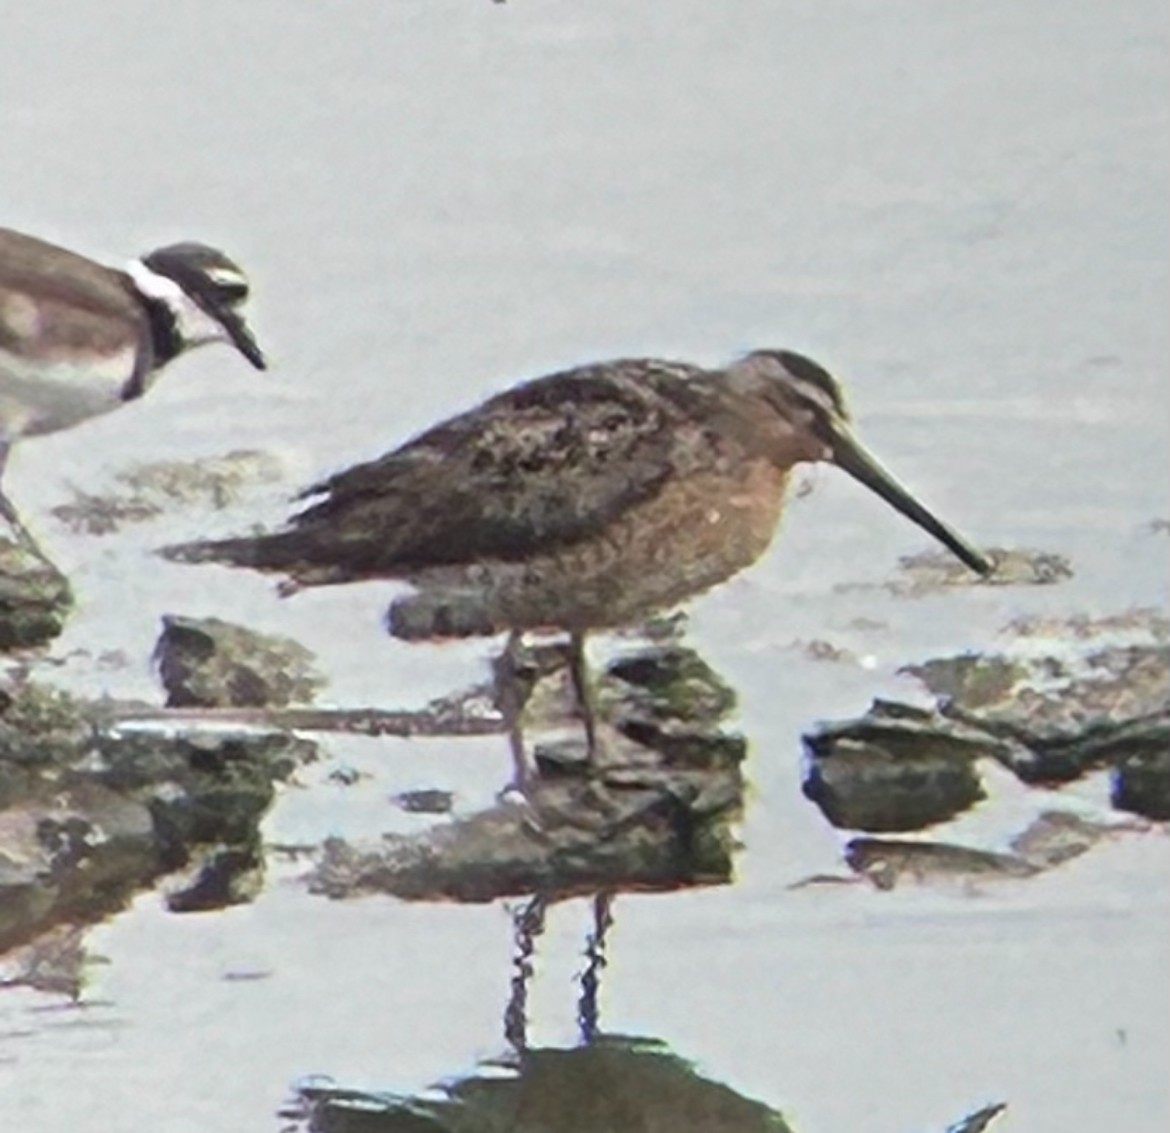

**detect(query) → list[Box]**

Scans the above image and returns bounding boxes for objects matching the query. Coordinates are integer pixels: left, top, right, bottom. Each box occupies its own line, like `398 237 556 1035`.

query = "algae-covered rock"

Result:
905 643 1170 784
0 537 73 651
0 677 317 952
309 643 746 904
0 682 95 807
154 614 325 708
310 767 740 904
164 841 266 912
803 610 1169 841
602 646 745 768
0 782 157 953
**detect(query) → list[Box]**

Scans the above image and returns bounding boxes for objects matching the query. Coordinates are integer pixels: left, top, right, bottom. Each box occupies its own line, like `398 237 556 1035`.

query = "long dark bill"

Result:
208 302 267 370
830 424 993 576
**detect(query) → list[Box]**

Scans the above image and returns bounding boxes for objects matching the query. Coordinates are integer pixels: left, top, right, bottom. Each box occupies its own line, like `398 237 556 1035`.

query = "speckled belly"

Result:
390 459 789 640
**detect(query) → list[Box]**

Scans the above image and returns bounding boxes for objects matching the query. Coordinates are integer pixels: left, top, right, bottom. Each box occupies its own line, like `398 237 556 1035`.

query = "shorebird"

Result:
0 226 266 553
163 349 992 775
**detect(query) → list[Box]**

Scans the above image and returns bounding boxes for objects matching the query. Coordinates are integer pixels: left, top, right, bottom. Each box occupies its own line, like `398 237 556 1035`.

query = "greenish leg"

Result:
568 630 597 761
497 629 530 789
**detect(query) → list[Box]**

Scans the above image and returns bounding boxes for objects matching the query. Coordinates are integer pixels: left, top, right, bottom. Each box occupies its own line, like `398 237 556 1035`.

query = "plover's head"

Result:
131 242 266 369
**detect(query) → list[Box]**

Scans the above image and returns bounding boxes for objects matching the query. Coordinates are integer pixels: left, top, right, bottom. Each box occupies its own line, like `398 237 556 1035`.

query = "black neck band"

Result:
121 292 184 402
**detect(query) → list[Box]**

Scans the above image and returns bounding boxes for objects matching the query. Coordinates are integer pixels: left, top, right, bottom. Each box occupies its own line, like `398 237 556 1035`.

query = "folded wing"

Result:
165 358 727 582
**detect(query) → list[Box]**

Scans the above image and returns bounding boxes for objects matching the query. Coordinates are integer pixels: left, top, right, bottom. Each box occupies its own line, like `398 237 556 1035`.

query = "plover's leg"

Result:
495 629 530 790
0 444 48 560
567 631 598 762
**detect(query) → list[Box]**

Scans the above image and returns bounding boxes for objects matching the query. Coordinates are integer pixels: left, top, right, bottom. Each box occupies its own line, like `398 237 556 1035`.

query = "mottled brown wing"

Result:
288 358 719 571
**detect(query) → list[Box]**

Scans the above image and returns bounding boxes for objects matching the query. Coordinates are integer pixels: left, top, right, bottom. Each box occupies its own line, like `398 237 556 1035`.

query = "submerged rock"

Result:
793 810 1150 892
888 546 1072 597
841 811 1153 889
0 923 98 1000
904 642 1170 786
391 788 455 814
946 1103 1007 1133
844 837 1040 890
154 614 326 708
833 546 1072 599
50 449 285 535
1008 809 1152 866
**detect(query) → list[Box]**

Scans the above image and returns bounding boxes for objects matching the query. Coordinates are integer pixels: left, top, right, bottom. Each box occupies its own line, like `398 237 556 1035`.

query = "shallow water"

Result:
2 1 1168 1130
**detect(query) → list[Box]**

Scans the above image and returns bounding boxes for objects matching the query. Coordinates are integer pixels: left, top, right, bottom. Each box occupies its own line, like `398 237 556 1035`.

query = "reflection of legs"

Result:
577 892 614 1045
496 630 530 789
503 892 547 1055
567 631 597 761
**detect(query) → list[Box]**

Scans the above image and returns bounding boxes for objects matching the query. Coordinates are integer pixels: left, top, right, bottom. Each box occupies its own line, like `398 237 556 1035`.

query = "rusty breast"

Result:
409 455 792 635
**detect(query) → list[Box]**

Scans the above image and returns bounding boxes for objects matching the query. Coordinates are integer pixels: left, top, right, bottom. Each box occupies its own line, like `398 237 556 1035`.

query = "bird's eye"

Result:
206 268 250 306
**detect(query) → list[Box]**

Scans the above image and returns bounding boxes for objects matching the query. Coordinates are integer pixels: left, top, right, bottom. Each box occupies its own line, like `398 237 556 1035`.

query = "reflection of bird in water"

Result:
503 892 613 1053
164 349 992 776
293 894 1009 1133
294 892 799 1133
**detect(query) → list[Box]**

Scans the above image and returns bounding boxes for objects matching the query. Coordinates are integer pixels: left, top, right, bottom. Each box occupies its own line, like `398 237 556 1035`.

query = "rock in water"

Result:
154 614 325 708
0 536 72 651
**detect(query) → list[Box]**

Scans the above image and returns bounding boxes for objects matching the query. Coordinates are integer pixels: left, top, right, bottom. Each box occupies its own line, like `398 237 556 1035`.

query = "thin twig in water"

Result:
102 702 505 739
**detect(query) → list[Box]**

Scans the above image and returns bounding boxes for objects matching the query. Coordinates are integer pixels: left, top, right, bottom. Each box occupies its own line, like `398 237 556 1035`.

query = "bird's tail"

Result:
158 530 304 572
